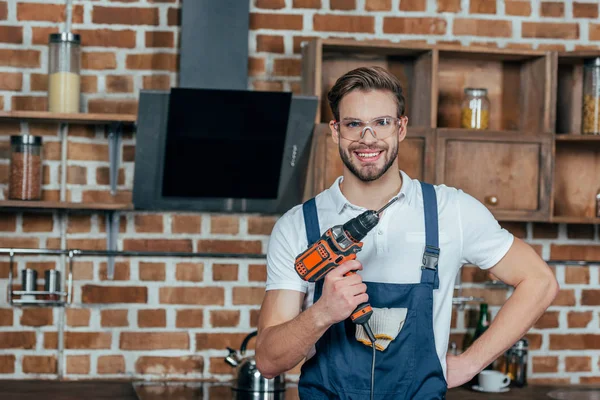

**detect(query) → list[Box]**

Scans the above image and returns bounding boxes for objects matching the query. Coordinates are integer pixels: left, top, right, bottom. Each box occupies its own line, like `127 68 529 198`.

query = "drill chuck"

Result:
342 211 379 243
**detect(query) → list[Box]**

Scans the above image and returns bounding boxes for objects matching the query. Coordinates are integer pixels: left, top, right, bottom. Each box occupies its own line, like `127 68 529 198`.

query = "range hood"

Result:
133 0 318 214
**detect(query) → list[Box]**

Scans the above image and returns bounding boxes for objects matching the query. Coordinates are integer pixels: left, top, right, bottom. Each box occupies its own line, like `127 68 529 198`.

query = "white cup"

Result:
478 370 511 391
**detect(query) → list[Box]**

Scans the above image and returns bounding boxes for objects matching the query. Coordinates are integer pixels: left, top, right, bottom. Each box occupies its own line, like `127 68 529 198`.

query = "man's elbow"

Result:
541 268 560 305
255 347 277 379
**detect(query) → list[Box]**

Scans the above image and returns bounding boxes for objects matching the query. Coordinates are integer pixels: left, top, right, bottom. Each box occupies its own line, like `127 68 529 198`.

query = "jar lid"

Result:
10 135 42 146
584 57 600 67
49 32 81 44
512 338 528 350
464 87 488 96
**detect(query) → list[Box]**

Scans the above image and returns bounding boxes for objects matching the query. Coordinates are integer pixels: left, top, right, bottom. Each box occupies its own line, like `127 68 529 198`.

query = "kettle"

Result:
225 331 286 399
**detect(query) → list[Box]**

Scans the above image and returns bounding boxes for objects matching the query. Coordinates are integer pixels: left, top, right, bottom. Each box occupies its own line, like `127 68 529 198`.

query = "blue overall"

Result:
298 182 447 400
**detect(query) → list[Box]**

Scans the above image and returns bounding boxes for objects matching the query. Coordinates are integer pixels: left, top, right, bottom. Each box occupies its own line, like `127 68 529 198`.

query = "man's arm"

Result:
446 237 559 388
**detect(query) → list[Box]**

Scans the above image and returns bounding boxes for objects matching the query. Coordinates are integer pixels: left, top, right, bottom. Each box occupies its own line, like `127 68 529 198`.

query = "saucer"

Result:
472 385 510 393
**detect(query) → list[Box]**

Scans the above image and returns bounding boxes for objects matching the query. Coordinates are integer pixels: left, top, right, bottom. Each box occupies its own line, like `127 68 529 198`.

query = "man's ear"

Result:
398 116 408 142
330 120 340 145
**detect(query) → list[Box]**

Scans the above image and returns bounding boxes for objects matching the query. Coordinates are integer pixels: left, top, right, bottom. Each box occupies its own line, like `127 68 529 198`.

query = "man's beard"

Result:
339 140 399 182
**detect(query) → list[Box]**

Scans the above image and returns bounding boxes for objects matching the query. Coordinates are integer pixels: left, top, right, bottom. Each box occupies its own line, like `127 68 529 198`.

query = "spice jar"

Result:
48 32 81 113
460 88 490 130
582 57 600 135
9 135 43 201
505 338 528 387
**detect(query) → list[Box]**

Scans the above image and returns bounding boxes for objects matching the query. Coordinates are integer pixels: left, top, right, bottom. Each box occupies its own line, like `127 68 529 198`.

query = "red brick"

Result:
0 2 7 20
255 0 286 9
0 214 16 231
250 13 303 30
212 264 239 281
83 285 147 304
590 25 600 41
233 287 265 305
248 57 265 76
79 29 136 48
106 75 134 93
176 309 204 328
44 332 58 349
210 310 240 327
167 7 180 26
567 224 594 239
88 99 137 114
505 0 531 16
136 356 203 375
139 262 165 281
384 17 446 34
67 165 87 185
126 53 178 71
568 311 592 328
541 1 564 17
273 58 302 76
123 239 192 252
0 355 14 373
209 356 231 374
101 309 129 327
0 50 36 69
120 332 189 350
98 355 125 374
0 309 12 326
22 214 54 232
73 261 93 280
582 290 600 305
93 6 159 25
196 333 254 350
331 0 356 10
0 72 22 90
566 356 591 372
134 214 163 233
21 308 53 326
123 145 135 162
248 216 277 235
143 75 171 90
82 52 117 70
565 267 590 284
522 22 578 39
314 15 374 33
22 356 56 374
66 309 90 327
532 223 558 239
459 288 508 306
293 0 321 8
400 0 425 11
256 35 284 53
96 166 125 186
145 31 174 48
574 2 598 18
453 19 511 37
65 332 111 349
210 215 239 234
67 355 90 375
12 96 47 111
176 262 204 282
0 237 38 248
529 378 571 385
43 141 61 160
249 264 267 282
99 261 130 281
171 214 201 233
366 0 392 10
533 311 559 329
250 309 260 327
17 3 83 23
469 0 496 13
50 238 107 251
552 289 576 306
532 356 558 373
197 240 262 254
160 287 224 305
138 309 166 328
550 335 600 350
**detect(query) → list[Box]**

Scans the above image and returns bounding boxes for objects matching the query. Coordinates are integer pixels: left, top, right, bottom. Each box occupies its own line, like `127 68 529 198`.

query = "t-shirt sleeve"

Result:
265 214 308 293
457 190 514 269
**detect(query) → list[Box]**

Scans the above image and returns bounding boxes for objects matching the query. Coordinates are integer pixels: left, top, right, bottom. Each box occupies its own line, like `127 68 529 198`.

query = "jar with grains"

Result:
460 88 490 130
582 57 600 135
9 135 43 201
48 32 81 113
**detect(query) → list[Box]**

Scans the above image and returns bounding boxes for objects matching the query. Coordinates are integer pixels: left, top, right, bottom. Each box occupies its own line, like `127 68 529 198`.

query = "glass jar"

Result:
582 57 600 135
9 135 43 201
460 88 490 130
48 32 81 113
504 338 528 387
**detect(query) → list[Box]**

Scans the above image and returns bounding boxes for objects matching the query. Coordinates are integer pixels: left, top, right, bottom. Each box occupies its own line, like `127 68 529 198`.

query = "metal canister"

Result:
21 268 37 302
44 270 60 293
505 338 528 387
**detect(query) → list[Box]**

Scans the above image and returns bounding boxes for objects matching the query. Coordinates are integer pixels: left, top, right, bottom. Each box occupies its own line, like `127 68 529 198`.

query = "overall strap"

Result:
419 182 440 288
302 198 324 301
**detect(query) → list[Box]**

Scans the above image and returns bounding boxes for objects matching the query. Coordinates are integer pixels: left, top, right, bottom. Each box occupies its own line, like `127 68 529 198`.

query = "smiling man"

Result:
255 66 558 399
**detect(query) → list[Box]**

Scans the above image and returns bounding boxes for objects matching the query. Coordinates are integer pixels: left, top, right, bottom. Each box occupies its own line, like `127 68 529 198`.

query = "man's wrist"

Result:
307 300 333 331
461 347 486 376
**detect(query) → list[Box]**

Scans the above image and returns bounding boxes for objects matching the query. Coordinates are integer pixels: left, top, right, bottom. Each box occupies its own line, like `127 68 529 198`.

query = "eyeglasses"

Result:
333 116 402 142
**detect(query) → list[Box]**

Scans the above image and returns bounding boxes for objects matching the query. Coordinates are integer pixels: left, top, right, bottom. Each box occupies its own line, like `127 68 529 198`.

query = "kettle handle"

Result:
240 330 258 355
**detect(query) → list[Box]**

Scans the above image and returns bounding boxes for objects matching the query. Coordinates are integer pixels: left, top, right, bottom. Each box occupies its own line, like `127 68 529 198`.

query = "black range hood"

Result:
132 0 318 214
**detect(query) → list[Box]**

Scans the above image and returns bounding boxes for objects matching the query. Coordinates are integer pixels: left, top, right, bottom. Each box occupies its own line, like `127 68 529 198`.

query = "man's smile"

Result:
354 150 384 163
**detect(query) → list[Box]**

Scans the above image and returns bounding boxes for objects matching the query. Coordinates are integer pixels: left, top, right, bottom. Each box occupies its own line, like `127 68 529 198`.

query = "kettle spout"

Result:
225 347 239 367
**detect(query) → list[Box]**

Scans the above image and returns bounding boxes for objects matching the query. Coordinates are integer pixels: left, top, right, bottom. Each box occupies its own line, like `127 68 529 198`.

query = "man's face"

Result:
330 89 407 182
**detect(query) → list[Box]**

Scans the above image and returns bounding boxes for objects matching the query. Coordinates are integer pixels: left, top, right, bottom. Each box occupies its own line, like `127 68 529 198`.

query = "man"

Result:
255 66 558 399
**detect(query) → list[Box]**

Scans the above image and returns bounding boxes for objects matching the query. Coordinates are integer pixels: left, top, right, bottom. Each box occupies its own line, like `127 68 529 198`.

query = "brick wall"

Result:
0 0 598 383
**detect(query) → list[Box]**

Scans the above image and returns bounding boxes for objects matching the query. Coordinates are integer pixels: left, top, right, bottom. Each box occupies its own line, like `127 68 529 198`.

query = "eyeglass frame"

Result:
331 115 408 142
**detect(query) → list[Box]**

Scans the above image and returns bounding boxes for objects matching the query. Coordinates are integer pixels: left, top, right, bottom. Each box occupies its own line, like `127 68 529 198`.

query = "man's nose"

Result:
359 126 378 144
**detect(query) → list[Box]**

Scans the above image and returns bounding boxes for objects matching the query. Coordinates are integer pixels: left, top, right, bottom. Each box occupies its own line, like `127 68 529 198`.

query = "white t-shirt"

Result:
265 170 514 378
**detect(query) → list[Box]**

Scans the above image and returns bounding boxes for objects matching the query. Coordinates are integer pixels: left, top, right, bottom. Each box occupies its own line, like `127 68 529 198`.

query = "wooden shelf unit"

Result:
0 111 136 125
0 200 133 212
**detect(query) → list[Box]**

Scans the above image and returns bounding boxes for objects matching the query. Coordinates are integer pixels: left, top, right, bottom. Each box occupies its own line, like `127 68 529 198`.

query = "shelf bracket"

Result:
105 211 119 280
108 122 122 196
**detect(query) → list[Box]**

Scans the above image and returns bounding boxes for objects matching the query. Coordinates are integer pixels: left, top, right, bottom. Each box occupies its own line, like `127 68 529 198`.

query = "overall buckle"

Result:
421 245 440 271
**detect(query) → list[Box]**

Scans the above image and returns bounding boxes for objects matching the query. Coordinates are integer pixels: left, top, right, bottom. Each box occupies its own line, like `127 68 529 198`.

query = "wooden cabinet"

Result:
435 130 552 221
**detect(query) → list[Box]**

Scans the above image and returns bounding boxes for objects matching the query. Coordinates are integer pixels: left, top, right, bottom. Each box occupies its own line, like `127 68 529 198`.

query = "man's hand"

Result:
446 353 479 389
313 260 368 326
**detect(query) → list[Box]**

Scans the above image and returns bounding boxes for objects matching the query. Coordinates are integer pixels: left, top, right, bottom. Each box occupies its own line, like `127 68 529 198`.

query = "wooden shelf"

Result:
551 216 600 224
0 111 136 125
555 134 600 141
0 200 133 211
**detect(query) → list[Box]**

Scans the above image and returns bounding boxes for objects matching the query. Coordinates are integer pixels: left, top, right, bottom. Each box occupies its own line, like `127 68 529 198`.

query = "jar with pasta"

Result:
582 57 600 135
460 88 490 130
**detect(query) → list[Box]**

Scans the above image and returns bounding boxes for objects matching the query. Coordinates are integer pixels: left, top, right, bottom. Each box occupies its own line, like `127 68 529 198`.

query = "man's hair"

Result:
327 66 406 122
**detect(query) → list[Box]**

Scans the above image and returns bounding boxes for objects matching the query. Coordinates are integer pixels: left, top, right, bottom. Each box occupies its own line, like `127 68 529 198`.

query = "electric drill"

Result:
295 197 399 343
